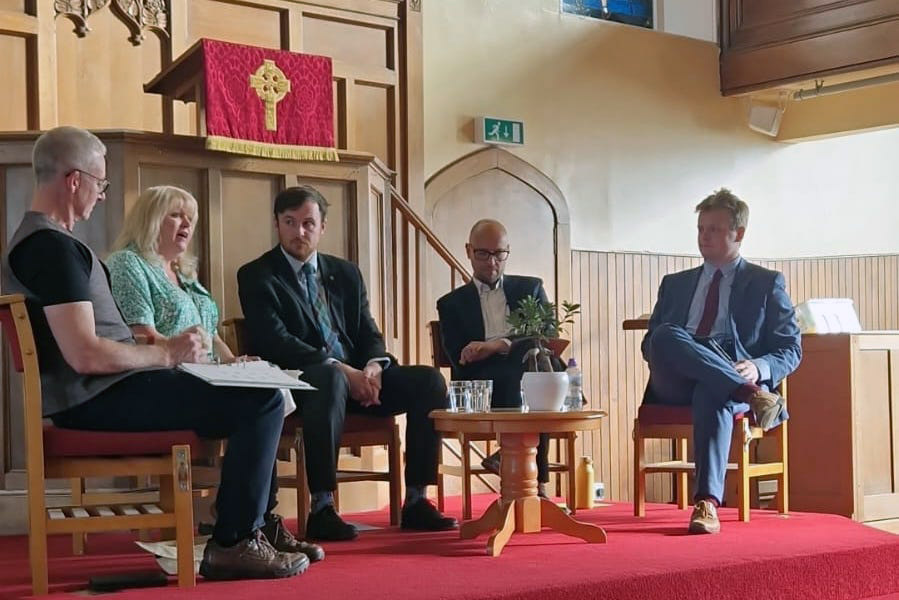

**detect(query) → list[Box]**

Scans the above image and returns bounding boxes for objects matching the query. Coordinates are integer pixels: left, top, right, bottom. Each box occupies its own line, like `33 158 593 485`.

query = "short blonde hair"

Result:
112 185 199 279
695 188 749 230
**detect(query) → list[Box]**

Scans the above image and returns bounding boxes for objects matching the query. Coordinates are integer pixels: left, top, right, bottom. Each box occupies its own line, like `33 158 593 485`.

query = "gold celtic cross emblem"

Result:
249 59 292 131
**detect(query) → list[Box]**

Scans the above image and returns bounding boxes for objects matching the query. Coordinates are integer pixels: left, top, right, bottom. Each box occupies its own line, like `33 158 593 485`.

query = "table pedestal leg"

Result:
486 501 516 556
461 431 606 555
460 498 504 540
538 497 607 543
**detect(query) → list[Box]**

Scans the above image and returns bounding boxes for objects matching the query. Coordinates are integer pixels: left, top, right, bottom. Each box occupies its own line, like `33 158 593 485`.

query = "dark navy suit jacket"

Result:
641 259 801 406
237 247 392 370
436 274 546 380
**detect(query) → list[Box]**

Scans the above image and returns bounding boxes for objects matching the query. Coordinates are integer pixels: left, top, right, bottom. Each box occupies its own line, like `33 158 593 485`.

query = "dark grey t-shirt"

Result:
2 212 147 416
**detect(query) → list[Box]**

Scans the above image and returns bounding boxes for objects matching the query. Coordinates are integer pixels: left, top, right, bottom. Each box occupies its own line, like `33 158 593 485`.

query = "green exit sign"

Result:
475 117 524 146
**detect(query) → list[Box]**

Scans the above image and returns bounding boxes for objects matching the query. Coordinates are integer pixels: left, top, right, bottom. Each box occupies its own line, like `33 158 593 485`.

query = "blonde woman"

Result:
107 185 235 361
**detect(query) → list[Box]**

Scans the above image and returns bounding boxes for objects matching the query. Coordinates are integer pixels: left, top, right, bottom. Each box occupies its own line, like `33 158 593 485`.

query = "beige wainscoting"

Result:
571 250 899 504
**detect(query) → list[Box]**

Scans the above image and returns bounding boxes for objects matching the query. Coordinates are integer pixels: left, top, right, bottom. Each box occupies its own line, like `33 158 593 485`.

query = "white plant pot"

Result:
521 372 570 411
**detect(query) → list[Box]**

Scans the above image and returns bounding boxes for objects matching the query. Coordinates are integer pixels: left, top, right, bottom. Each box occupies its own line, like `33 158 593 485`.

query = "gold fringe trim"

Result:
205 136 339 162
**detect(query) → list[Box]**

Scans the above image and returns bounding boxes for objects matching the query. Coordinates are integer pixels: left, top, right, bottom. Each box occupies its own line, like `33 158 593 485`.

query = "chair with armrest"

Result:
221 317 402 537
428 320 578 519
633 381 789 521
0 294 197 595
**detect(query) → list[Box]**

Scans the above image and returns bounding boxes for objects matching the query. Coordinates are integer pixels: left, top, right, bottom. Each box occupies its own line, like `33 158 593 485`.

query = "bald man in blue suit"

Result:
641 189 801 535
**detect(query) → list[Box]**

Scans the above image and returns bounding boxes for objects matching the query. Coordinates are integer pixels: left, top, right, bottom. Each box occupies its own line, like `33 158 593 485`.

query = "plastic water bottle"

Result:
565 358 582 411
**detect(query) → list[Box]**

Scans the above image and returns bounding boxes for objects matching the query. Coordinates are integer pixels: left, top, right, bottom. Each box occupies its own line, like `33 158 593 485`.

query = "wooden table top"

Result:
430 409 607 435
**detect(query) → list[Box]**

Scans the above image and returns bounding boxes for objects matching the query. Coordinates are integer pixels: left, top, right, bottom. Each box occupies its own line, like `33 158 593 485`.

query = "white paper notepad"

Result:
178 361 316 390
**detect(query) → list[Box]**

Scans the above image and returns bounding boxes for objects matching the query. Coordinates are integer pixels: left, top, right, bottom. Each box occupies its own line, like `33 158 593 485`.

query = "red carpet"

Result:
2 495 899 600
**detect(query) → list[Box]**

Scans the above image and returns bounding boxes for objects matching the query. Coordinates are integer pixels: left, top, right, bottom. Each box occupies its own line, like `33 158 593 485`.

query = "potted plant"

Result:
507 297 581 410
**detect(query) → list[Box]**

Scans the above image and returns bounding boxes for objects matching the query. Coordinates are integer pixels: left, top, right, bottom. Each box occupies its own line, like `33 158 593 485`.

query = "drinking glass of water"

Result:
448 381 472 412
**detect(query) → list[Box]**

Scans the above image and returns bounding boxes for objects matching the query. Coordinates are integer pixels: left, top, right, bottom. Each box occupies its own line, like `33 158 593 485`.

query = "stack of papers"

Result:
178 361 316 390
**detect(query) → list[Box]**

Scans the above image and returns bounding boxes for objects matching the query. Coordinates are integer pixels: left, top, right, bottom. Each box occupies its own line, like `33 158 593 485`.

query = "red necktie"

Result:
696 269 723 337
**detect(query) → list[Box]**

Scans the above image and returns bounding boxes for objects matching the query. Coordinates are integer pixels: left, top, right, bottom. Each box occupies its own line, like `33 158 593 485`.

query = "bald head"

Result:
32 126 106 185
468 219 507 244
466 219 510 285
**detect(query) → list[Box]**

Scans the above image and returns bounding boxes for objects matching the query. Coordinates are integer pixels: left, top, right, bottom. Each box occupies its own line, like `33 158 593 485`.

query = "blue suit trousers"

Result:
645 323 751 503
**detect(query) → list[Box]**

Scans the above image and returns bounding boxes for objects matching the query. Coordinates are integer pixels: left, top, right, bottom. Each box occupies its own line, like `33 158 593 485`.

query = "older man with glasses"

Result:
436 219 561 499
2 126 318 581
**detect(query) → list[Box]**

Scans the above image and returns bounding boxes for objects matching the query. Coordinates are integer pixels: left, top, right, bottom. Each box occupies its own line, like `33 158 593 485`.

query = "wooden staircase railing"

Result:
382 185 470 366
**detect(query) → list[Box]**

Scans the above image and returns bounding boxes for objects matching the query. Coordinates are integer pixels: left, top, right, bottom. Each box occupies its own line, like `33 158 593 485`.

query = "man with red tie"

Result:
641 189 801 534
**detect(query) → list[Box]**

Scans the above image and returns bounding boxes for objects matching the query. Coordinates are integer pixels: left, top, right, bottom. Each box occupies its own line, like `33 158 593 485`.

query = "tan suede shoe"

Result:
750 389 784 432
688 500 721 534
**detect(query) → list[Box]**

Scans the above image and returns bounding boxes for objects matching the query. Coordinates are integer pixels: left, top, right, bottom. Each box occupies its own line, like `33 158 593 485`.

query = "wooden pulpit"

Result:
144 38 338 161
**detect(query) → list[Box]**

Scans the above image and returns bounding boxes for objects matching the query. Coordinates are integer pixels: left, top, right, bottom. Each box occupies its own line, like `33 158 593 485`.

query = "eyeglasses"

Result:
472 249 510 262
69 169 109 194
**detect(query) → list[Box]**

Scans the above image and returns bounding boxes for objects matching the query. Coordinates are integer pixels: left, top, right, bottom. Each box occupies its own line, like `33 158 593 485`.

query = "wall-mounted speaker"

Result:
748 101 785 137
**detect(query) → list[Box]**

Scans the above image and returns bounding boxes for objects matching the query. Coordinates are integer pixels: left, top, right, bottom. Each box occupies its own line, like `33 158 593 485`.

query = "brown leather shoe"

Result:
199 529 309 580
261 514 325 562
750 390 785 432
688 500 721 534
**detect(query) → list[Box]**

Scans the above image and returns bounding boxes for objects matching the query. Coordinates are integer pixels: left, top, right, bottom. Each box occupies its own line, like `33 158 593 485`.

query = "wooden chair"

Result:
428 320 578 519
633 381 789 521
0 294 197 595
221 317 402 536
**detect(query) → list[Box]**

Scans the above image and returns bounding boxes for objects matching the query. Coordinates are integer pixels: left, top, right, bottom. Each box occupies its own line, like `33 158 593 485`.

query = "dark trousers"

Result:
456 353 552 483
293 363 448 493
51 369 284 546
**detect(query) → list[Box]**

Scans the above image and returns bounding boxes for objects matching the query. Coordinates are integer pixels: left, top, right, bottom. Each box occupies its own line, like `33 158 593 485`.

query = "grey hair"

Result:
695 188 749 230
32 126 106 184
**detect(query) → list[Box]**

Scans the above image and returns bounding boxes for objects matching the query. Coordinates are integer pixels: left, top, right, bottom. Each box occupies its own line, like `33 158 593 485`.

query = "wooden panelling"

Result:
354 83 392 167
719 0 899 95
55 9 164 131
218 172 282 319
0 34 28 130
302 14 389 68
572 250 899 503
856 349 892 496
0 1 27 12
0 0 416 200
187 0 283 49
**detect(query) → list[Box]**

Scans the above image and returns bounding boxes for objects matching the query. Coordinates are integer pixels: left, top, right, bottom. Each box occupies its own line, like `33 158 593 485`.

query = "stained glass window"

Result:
561 0 654 29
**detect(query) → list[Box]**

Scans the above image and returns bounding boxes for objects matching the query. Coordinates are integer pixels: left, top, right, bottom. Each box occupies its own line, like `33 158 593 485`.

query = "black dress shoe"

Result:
401 499 458 531
306 505 358 541
261 514 326 562
481 451 500 475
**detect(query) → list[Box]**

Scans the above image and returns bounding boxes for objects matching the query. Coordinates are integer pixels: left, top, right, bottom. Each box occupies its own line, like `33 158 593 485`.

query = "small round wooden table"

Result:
430 409 608 556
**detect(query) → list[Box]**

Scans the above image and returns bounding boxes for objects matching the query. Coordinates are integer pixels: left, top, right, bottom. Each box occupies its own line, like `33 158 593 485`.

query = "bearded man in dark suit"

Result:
238 186 457 541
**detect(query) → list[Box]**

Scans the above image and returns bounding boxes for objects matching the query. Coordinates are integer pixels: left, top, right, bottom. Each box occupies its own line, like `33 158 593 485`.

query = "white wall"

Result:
658 0 717 42
424 0 899 258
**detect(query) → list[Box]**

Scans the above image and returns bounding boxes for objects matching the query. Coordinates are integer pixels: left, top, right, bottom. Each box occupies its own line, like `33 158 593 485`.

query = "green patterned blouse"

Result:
107 245 219 338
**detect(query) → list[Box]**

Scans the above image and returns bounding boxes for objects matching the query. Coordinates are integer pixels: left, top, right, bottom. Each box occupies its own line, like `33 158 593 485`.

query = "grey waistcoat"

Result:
2 211 142 416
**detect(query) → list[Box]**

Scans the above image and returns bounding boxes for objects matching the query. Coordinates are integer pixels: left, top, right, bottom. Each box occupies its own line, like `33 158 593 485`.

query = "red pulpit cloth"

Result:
202 39 338 161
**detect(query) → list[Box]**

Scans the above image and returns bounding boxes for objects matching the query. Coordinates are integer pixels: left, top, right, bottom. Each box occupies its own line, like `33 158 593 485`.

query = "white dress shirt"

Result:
685 256 741 337
473 276 511 341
